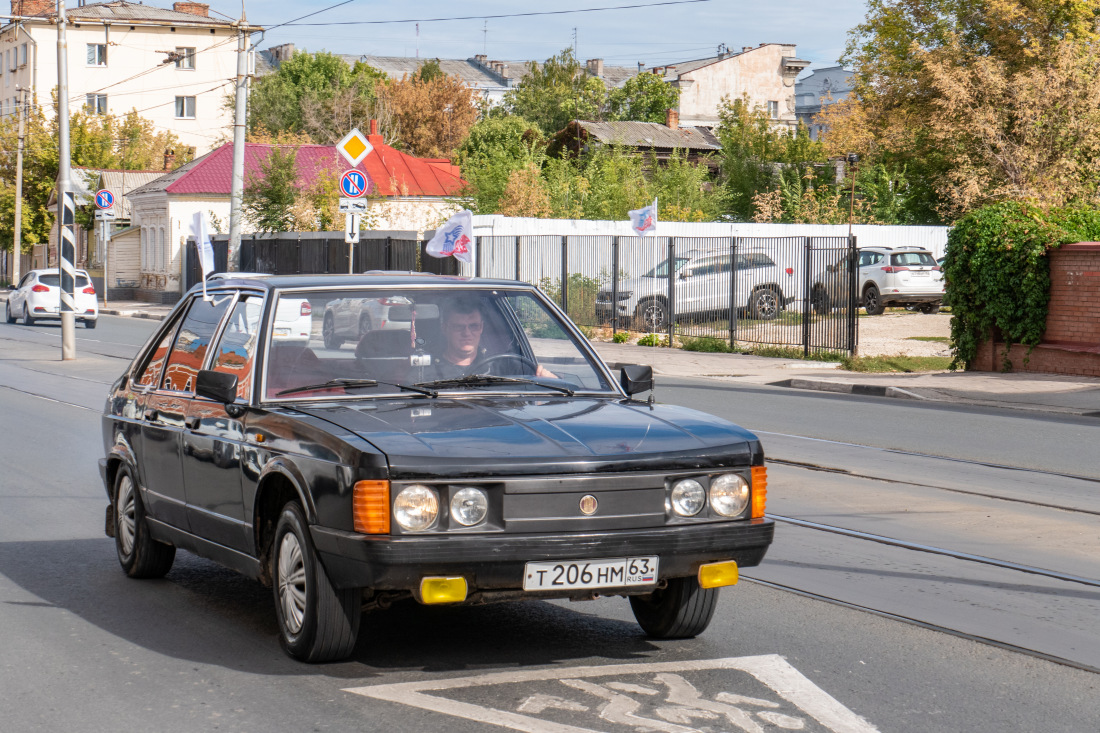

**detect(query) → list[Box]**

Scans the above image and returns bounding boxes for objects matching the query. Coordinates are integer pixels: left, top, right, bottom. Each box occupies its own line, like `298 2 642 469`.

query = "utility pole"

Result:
12 86 25 288
57 1 76 360
227 5 248 272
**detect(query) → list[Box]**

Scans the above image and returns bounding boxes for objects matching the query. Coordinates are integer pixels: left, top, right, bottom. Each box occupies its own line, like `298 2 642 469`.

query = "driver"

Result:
430 296 556 380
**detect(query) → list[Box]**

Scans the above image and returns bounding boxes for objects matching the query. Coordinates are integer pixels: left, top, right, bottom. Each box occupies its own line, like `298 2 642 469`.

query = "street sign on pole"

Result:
345 213 361 244
338 198 368 213
94 209 116 220
337 128 373 167
339 169 369 198
94 188 114 209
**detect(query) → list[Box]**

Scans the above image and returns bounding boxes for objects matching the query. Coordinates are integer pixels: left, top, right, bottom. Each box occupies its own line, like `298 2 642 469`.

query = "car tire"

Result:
634 299 668 333
273 502 361 663
113 466 175 579
919 304 941 315
629 576 719 638
22 304 35 326
358 314 373 339
5 300 14 324
863 285 885 315
748 287 780 321
322 314 343 350
85 319 97 329
810 286 831 315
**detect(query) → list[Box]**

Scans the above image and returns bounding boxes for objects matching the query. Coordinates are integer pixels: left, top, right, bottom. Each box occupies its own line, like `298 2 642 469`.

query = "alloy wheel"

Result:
277 532 308 635
116 474 136 558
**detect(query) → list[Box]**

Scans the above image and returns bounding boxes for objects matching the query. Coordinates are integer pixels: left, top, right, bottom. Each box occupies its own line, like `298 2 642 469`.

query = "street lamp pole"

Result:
57 0 76 359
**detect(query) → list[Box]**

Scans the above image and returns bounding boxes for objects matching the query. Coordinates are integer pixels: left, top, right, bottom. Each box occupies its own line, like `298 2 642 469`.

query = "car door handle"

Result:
185 416 201 430
144 408 158 421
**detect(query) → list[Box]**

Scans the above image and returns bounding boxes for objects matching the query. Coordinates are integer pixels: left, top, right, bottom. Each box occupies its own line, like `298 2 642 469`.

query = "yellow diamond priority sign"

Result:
337 128 373 167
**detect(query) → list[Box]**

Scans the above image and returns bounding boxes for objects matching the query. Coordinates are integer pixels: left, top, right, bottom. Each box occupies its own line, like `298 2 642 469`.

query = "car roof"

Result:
189 273 532 292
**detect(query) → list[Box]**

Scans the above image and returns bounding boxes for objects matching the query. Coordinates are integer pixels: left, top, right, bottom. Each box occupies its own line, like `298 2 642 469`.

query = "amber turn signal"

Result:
751 466 767 518
419 576 468 604
698 560 739 589
352 480 390 534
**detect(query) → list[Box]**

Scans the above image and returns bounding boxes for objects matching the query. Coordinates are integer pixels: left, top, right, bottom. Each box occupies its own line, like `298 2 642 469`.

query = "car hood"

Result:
289 397 759 478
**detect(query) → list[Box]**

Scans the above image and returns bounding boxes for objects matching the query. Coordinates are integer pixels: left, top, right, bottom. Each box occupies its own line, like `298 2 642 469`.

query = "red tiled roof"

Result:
159 139 465 197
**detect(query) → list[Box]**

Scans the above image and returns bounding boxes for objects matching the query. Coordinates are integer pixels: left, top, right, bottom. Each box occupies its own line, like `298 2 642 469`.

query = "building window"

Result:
19 43 27 67
87 43 107 67
175 47 195 70
85 94 107 115
767 100 779 119
174 95 196 119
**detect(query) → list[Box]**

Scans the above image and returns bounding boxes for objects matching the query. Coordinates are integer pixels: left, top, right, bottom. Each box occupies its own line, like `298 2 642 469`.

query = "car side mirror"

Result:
620 364 653 396
679 270 691 280
196 369 238 404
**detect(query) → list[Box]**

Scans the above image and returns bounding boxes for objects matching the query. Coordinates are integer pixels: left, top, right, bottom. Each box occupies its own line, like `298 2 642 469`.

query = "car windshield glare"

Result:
264 287 614 400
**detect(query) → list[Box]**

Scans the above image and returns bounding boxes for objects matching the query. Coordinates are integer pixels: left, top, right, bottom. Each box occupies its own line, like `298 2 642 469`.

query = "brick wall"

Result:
975 242 1100 376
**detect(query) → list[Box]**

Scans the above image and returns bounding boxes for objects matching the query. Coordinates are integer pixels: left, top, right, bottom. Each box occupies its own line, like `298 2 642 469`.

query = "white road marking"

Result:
344 655 880 733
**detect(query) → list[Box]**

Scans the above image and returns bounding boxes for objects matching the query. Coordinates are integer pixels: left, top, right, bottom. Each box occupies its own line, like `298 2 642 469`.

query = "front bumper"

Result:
311 518 774 593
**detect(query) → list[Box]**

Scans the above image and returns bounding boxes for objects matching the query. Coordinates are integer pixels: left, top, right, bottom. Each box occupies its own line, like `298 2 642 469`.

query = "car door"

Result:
11 273 32 314
142 294 232 532
182 292 262 552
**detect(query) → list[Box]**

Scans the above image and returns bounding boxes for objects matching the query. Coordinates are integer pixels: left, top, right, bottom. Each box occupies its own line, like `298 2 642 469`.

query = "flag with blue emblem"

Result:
628 197 658 236
425 210 474 263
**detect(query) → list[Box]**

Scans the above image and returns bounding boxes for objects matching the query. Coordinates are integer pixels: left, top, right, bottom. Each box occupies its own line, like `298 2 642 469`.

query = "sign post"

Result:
94 189 115 306
338 167 369 273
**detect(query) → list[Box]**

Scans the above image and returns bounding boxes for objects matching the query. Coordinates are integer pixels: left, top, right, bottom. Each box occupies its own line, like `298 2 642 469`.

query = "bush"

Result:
680 336 732 353
945 202 1100 369
612 331 630 343
636 333 668 347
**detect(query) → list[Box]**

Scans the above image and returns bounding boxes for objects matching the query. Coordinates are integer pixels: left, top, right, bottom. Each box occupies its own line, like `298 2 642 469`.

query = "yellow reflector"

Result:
352 480 390 534
698 561 739 589
420 576 468 604
751 465 768 518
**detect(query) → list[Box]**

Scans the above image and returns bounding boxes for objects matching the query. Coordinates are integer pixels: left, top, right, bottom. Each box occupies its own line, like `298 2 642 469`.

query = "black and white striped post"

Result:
57 0 76 359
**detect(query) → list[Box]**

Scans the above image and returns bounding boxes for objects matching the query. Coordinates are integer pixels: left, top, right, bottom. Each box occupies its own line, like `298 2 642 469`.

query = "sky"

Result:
216 0 870 73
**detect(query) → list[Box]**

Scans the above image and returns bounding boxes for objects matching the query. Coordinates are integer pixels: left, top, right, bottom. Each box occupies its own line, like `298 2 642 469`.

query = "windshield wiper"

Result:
276 378 437 397
415 374 574 396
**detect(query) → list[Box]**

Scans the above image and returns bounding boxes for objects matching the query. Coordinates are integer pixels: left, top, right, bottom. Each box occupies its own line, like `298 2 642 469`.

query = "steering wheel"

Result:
471 353 539 376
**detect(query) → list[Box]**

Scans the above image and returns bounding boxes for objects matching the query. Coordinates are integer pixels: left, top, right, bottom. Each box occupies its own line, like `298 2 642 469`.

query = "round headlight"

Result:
710 473 750 517
394 485 439 531
670 478 706 516
450 487 488 526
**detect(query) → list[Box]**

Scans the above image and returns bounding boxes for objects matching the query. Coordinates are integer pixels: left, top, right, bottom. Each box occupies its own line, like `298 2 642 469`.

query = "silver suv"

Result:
812 247 944 315
596 250 790 331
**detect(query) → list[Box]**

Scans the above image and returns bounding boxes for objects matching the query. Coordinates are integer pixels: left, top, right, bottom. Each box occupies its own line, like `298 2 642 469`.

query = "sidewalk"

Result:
7 295 1100 417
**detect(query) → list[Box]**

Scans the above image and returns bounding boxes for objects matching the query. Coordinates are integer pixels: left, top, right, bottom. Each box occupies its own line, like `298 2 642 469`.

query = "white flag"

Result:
425 210 474 263
628 197 658 236
191 211 216 300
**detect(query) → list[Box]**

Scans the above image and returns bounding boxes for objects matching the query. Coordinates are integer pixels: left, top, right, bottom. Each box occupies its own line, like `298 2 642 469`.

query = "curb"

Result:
771 378 925 401
100 309 165 320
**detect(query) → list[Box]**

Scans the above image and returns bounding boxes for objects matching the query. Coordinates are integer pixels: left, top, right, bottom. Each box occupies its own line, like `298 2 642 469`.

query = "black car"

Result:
100 274 773 662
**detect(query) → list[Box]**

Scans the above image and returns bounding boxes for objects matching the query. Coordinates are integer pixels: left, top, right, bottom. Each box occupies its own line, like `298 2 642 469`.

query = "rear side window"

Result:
136 328 175 388
34 274 89 287
211 296 262 400
161 295 232 393
891 252 936 267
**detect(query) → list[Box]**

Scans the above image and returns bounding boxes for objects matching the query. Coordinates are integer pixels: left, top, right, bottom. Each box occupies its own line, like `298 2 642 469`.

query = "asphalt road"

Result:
1 316 1098 733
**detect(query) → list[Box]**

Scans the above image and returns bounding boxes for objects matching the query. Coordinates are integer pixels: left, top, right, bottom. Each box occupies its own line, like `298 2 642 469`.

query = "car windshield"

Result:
891 252 936 267
264 286 615 401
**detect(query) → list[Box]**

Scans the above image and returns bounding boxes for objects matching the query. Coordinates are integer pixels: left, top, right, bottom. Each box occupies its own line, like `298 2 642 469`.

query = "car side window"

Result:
211 295 262 400
160 295 232 393
18 273 32 289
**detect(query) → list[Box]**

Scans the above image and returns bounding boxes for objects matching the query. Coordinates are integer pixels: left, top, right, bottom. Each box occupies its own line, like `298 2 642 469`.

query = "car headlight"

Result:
709 473 750 517
394 485 439 531
670 478 706 516
450 487 488 526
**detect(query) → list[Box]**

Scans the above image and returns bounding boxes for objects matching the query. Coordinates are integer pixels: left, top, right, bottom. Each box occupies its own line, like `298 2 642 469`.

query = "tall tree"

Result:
243 147 300 233
606 72 679 123
503 48 608 135
455 115 545 213
380 62 478 158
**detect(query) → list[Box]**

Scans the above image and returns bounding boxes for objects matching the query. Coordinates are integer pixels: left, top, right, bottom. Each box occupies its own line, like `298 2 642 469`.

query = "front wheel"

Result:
919 303 941 315
5 301 14 324
273 502 361 663
634 299 668 333
322 314 343 350
113 466 175 579
810 287 830 315
629 576 719 638
748 288 781 320
863 285 885 315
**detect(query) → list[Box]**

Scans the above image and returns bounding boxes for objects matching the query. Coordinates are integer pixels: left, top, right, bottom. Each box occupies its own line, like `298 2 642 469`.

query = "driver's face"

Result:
443 311 483 363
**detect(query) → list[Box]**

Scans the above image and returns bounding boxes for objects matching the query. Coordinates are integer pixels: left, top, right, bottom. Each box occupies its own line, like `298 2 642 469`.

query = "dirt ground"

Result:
856 310 952 357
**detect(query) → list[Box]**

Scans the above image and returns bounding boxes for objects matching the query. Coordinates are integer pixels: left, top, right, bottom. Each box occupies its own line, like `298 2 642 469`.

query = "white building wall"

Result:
675 45 801 128
2 20 238 154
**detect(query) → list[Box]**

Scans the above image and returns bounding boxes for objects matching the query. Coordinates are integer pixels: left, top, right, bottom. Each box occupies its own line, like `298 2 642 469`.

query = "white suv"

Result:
6 268 99 328
812 247 944 315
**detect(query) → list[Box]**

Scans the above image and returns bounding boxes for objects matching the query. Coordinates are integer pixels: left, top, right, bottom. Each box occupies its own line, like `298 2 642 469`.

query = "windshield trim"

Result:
258 283 625 405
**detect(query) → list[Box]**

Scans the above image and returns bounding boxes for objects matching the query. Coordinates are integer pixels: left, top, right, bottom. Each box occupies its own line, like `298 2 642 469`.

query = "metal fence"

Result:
183 232 458 291
473 234 858 355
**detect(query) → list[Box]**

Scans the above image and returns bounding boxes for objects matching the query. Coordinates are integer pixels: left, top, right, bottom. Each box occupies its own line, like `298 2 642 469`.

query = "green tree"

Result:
503 48 608 135
455 116 545 213
243 147 300 233
606 72 680 123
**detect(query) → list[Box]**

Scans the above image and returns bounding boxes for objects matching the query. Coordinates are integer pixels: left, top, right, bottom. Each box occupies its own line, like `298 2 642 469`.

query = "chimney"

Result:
173 2 210 17
270 43 296 62
586 58 604 77
665 64 677 76
665 108 679 129
638 62 645 72
474 54 487 66
742 46 753 53
10 0 52 15
163 149 176 171
368 119 382 145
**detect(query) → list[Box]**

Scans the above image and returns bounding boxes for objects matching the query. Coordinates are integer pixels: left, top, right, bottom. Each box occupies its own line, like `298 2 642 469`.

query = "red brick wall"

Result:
974 242 1100 376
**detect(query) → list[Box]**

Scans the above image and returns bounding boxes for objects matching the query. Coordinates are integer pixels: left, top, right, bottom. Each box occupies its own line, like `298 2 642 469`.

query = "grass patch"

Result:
906 336 949 343
840 355 953 372
744 346 846 362
680 336 733 353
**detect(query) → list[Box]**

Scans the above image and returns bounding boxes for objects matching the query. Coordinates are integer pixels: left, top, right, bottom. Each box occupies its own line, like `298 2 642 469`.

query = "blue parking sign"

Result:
95 189 115 209
340 170 368 198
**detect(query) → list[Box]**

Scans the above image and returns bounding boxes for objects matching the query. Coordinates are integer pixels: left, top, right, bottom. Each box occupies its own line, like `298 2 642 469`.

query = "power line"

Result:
270 0 713 27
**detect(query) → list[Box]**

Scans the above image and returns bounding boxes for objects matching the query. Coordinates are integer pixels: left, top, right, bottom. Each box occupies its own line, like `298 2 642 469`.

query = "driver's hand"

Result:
535 364 558 379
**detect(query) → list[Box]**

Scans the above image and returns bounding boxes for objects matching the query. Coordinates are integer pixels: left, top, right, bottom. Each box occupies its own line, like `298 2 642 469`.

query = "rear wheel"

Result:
748 288 780 320
273 502 361 662
863 285 885 315
22 304 34 326
630 576 719 638
85 319 97 329
4 300 14 324
634 299 668 333
810 286 830 315
322 314 343 350
113 466 175 579
919 303 941 315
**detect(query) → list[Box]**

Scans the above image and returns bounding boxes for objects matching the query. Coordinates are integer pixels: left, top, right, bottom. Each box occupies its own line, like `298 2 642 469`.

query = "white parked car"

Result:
207 272 312 342
811 247 945 315
6 268 99 328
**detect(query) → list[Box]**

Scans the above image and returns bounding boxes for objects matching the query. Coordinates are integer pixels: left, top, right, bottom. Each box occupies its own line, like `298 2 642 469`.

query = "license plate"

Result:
274 327 291 336
523 556 658 591
910 271 930 278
